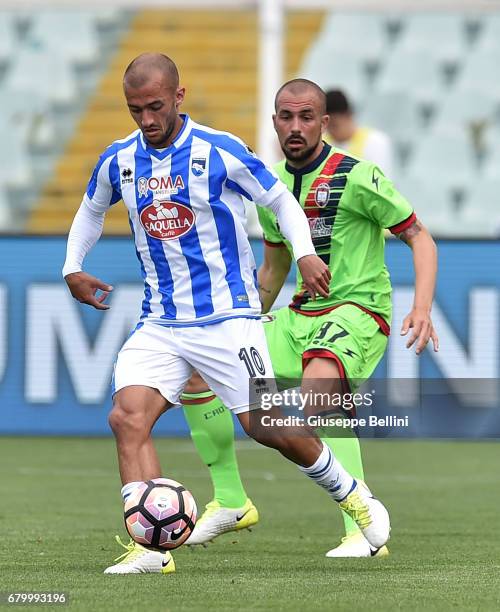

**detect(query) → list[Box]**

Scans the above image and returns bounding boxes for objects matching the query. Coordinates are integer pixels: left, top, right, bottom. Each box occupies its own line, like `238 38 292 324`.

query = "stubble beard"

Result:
281 141 320 165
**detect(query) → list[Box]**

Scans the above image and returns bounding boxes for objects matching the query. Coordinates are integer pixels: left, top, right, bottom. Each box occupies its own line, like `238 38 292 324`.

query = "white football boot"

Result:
325 532 389 558
103 536 175 574
187 498 258 545
338 481 390 549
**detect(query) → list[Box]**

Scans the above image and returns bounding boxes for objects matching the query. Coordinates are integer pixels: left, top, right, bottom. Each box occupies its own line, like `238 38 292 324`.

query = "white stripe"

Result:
188 136 233 313
118 144 163 318
218 181 261 309
216 145 277 206
173 115 193 149
88 156 114 212
151 155 196 320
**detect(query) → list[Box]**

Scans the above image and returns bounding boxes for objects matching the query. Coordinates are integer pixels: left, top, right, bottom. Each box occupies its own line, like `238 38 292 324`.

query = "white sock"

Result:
299 443 356 501
121 481 143 503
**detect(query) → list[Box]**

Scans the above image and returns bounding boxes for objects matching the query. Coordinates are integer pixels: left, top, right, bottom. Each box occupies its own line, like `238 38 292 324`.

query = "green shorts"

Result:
262 304 388 391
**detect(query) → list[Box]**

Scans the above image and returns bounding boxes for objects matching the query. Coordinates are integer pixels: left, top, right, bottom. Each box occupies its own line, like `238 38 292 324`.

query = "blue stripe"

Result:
86 133 140 199
134 147 176 319
337 479 357 502
308 450 333 478
156 314 260 328
108 156 122 205
192 128 278 197
208 146 248 309
170 140 214 318
128 217 152 318
226 178 252 201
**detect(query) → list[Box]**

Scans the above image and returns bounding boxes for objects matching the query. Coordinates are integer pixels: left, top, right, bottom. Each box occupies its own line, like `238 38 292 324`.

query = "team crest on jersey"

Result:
140 200 195 241
191 158 206 177
314 183 331 207
137 175 185 198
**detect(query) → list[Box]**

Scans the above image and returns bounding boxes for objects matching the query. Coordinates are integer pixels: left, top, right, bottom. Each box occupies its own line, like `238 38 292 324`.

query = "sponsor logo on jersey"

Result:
308 217 332 238
137 175 185 198
121 167 134 185
191 157 206 177
315 182 330 207
140 200 195 241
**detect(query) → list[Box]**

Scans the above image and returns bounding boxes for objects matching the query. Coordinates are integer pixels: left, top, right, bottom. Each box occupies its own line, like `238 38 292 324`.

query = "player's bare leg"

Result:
302 356 389 557
237 399 390 549
108 385 172 484
105 385 176 574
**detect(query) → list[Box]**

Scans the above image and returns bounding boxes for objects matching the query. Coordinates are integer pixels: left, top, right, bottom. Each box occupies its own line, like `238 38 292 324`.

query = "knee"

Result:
108 399 146 439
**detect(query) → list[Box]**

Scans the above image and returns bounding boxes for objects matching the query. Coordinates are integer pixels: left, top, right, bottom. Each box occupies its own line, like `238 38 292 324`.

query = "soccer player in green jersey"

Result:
183 79 438 557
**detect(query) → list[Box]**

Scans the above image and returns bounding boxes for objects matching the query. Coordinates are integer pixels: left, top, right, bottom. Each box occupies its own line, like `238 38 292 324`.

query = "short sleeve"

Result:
256 205 286 246
85 151 122 213
345 161 415 232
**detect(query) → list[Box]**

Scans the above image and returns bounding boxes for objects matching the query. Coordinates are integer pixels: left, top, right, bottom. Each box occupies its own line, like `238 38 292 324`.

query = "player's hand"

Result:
400 308 439 354
64 271 113 311
297 254 331 300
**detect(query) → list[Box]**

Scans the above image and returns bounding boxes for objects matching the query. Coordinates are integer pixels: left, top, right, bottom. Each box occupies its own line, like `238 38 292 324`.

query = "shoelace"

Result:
112 535 144 563
340 492 371 529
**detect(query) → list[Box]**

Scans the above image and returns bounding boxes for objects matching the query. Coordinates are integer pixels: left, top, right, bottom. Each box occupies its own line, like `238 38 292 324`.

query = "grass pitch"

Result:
0 437 499 611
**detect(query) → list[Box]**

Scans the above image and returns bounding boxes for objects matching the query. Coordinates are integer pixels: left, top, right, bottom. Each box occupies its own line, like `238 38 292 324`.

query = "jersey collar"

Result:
284 142 331 176
139 114 192 160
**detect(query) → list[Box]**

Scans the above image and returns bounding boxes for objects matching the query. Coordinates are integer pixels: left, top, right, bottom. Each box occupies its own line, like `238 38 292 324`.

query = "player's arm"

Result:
220 141 330 299
63 201 113 310
257 242 292 313
62 153 120 310
266 188 330 299
347 162 438 354
395 219 439 354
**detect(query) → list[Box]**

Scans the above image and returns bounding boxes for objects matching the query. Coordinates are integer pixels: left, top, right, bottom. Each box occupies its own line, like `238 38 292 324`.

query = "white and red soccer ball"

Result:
124 478 197 550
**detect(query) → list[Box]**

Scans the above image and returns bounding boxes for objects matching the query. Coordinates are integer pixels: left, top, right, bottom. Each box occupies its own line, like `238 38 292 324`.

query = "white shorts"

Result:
113 317 275 414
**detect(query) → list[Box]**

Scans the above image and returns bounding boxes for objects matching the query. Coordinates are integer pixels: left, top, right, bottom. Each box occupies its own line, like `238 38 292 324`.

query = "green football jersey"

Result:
257 143 415 326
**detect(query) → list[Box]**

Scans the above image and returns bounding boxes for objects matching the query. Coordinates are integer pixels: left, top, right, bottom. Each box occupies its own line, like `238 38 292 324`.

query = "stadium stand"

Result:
25 9 323 234
0 8 498 237
299 10 500 237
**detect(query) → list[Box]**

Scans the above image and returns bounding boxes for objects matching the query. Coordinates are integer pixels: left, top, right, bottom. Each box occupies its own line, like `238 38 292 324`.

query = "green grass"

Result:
0 438 499 611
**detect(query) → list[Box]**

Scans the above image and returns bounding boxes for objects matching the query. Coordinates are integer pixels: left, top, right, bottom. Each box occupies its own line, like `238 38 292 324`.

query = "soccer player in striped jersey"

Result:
183 79 438 557
63 56 391 574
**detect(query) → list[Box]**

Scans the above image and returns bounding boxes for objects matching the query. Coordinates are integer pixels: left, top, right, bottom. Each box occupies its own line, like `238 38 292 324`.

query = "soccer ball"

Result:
124 478 197 550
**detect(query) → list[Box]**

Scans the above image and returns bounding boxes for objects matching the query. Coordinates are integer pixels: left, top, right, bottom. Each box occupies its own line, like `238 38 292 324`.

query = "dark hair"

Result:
275 78 327 114
325 89 352 115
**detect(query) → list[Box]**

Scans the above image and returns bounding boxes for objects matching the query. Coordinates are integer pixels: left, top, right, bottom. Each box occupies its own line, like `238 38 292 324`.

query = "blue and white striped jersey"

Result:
85 115 287 326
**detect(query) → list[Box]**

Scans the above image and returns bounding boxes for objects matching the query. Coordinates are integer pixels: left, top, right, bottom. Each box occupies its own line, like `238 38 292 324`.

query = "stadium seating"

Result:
27 9 324 233
460 178 500 237
0 13 16 67
0 8 498 236
298 9 500 236
393 13 467 65
29 11 100 67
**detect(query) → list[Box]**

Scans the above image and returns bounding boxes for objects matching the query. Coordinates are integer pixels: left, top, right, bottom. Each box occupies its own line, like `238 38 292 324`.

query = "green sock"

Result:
319 427 365 537
182 391 247 508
